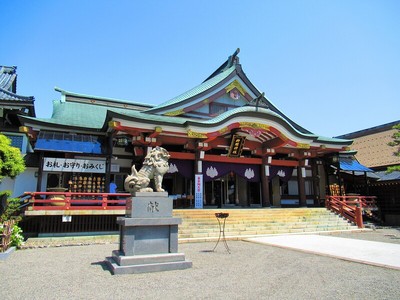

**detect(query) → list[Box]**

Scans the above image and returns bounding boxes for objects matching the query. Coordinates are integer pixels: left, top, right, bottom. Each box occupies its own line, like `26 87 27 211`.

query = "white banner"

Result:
43 158 106 173
195 174 203 209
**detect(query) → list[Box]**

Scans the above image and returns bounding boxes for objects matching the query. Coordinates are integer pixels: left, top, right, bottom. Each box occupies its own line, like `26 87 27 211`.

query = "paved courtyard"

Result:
1 228 400 299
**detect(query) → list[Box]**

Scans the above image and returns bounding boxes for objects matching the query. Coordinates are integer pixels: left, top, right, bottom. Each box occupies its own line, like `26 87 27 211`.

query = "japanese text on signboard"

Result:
43 158 106 173
195 174 203 209
228 135 246 157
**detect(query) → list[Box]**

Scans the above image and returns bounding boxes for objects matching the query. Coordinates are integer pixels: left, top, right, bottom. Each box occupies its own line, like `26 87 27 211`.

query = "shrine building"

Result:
18 49 353 212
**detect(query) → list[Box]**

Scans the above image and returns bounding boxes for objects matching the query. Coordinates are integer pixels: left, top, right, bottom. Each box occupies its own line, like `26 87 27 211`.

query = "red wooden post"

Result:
65 192 71 210
102 194 108 210
355 205 364 228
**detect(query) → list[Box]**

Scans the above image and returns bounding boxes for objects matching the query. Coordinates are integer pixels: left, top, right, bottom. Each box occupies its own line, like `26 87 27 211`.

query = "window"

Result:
210 103 227 115
4 134 24 151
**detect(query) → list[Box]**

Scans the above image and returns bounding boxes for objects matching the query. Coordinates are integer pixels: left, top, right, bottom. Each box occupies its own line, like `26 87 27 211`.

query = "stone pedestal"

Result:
105 192 192 274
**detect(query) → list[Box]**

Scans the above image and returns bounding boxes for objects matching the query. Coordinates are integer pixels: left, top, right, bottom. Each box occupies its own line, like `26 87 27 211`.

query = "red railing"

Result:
325 195 378 228
23 191 131 211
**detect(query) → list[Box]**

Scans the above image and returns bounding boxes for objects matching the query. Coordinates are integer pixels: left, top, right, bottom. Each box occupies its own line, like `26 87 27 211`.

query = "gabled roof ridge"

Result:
55 87 154 109
234 65 313 136
202 48 240 82
335 120 400 139
145 64 236 113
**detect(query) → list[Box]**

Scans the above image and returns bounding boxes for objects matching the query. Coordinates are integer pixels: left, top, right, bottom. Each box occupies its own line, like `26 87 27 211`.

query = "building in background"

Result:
337 120 400 224
0 66 37 199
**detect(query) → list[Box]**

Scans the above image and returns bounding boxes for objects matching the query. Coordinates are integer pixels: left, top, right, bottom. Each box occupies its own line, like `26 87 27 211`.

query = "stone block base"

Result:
105 193 192 274
105 251 192 275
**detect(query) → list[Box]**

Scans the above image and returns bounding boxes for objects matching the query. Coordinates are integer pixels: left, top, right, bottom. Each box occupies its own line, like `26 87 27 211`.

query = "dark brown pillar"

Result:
261 156 271 207
297 164 307 207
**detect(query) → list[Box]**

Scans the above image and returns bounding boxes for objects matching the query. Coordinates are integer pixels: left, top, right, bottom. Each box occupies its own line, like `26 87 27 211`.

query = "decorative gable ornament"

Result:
229 89 240 100
248 92 268 110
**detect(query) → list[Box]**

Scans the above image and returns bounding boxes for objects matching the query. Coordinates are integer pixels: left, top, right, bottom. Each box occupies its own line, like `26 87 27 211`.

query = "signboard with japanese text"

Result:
43 157 106 173
195 174 203 209
228 135 246 157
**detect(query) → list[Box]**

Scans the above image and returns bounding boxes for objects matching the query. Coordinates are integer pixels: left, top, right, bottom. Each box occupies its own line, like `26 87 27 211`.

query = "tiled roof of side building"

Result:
20 99 189 130
375 170 400 181
28 100 134 129
0 66 17 91
1 65 35 116
0 87 34 102
336 120 400 168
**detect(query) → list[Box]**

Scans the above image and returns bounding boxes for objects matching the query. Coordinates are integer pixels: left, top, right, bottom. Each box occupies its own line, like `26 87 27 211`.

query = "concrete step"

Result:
174 208 358 240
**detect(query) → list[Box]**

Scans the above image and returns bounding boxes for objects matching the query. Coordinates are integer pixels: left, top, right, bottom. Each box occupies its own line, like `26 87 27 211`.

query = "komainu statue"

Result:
124 146 170 193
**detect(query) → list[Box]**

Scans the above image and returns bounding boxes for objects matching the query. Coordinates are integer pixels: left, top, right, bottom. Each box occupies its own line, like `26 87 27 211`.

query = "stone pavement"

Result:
246 234 400 270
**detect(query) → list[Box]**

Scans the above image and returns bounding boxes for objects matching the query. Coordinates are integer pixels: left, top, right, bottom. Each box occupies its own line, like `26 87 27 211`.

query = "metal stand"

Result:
212 212 230 253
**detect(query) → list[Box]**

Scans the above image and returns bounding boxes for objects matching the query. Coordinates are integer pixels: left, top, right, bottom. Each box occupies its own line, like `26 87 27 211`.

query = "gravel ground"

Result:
1 228 400 299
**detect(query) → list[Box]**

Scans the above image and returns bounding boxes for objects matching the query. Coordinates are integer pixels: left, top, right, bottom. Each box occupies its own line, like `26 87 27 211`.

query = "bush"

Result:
0 193 22 223
10 224 24 248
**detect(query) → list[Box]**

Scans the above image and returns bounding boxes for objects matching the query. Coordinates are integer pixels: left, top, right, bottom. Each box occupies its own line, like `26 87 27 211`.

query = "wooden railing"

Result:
325 195 378 228
23 191 131 211
0 220 15 252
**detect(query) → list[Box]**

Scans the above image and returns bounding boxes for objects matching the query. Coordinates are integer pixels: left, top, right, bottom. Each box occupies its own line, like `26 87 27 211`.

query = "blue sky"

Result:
2 0 399 137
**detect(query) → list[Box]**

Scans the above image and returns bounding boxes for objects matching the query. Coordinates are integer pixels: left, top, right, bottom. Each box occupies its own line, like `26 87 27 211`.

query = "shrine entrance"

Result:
204 173 262 208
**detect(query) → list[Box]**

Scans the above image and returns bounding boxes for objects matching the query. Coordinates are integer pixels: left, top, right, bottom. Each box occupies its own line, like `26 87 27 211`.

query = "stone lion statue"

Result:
124 146 170 193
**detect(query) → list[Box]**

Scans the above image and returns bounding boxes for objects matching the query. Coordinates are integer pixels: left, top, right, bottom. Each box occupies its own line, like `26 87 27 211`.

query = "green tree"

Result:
0 134 25 181
387 123 400 173
0 134 26 247
0 134 26 220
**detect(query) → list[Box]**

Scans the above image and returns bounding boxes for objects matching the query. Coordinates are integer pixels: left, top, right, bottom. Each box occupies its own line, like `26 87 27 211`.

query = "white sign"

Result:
195 174 203 209
62 215 72 222
43 158 106 173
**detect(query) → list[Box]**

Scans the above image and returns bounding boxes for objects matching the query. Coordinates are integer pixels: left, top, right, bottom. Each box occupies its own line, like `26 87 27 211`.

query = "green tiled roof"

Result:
24 100 189 129
146 65 236 112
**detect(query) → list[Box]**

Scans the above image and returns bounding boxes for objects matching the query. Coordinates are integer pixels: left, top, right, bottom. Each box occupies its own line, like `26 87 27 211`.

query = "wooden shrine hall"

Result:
18 49 354 213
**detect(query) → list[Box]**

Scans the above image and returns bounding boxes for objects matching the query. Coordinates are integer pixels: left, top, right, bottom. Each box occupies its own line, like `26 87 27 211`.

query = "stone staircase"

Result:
173 208 359 242
22 208 359 249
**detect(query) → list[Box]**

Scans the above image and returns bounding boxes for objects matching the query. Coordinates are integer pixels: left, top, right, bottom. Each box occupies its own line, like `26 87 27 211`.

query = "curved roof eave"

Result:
105 105 351 146
186 106 317 139
102 110 189 131
186 106 351 146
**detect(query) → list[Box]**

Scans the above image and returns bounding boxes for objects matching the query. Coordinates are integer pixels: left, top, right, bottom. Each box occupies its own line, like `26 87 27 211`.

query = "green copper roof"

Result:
23 99 189 129
146 65 236 112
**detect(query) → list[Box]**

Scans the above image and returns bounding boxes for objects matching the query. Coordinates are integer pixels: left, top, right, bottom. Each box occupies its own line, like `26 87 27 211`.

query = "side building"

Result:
337 121 400 225
0 66 36 203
